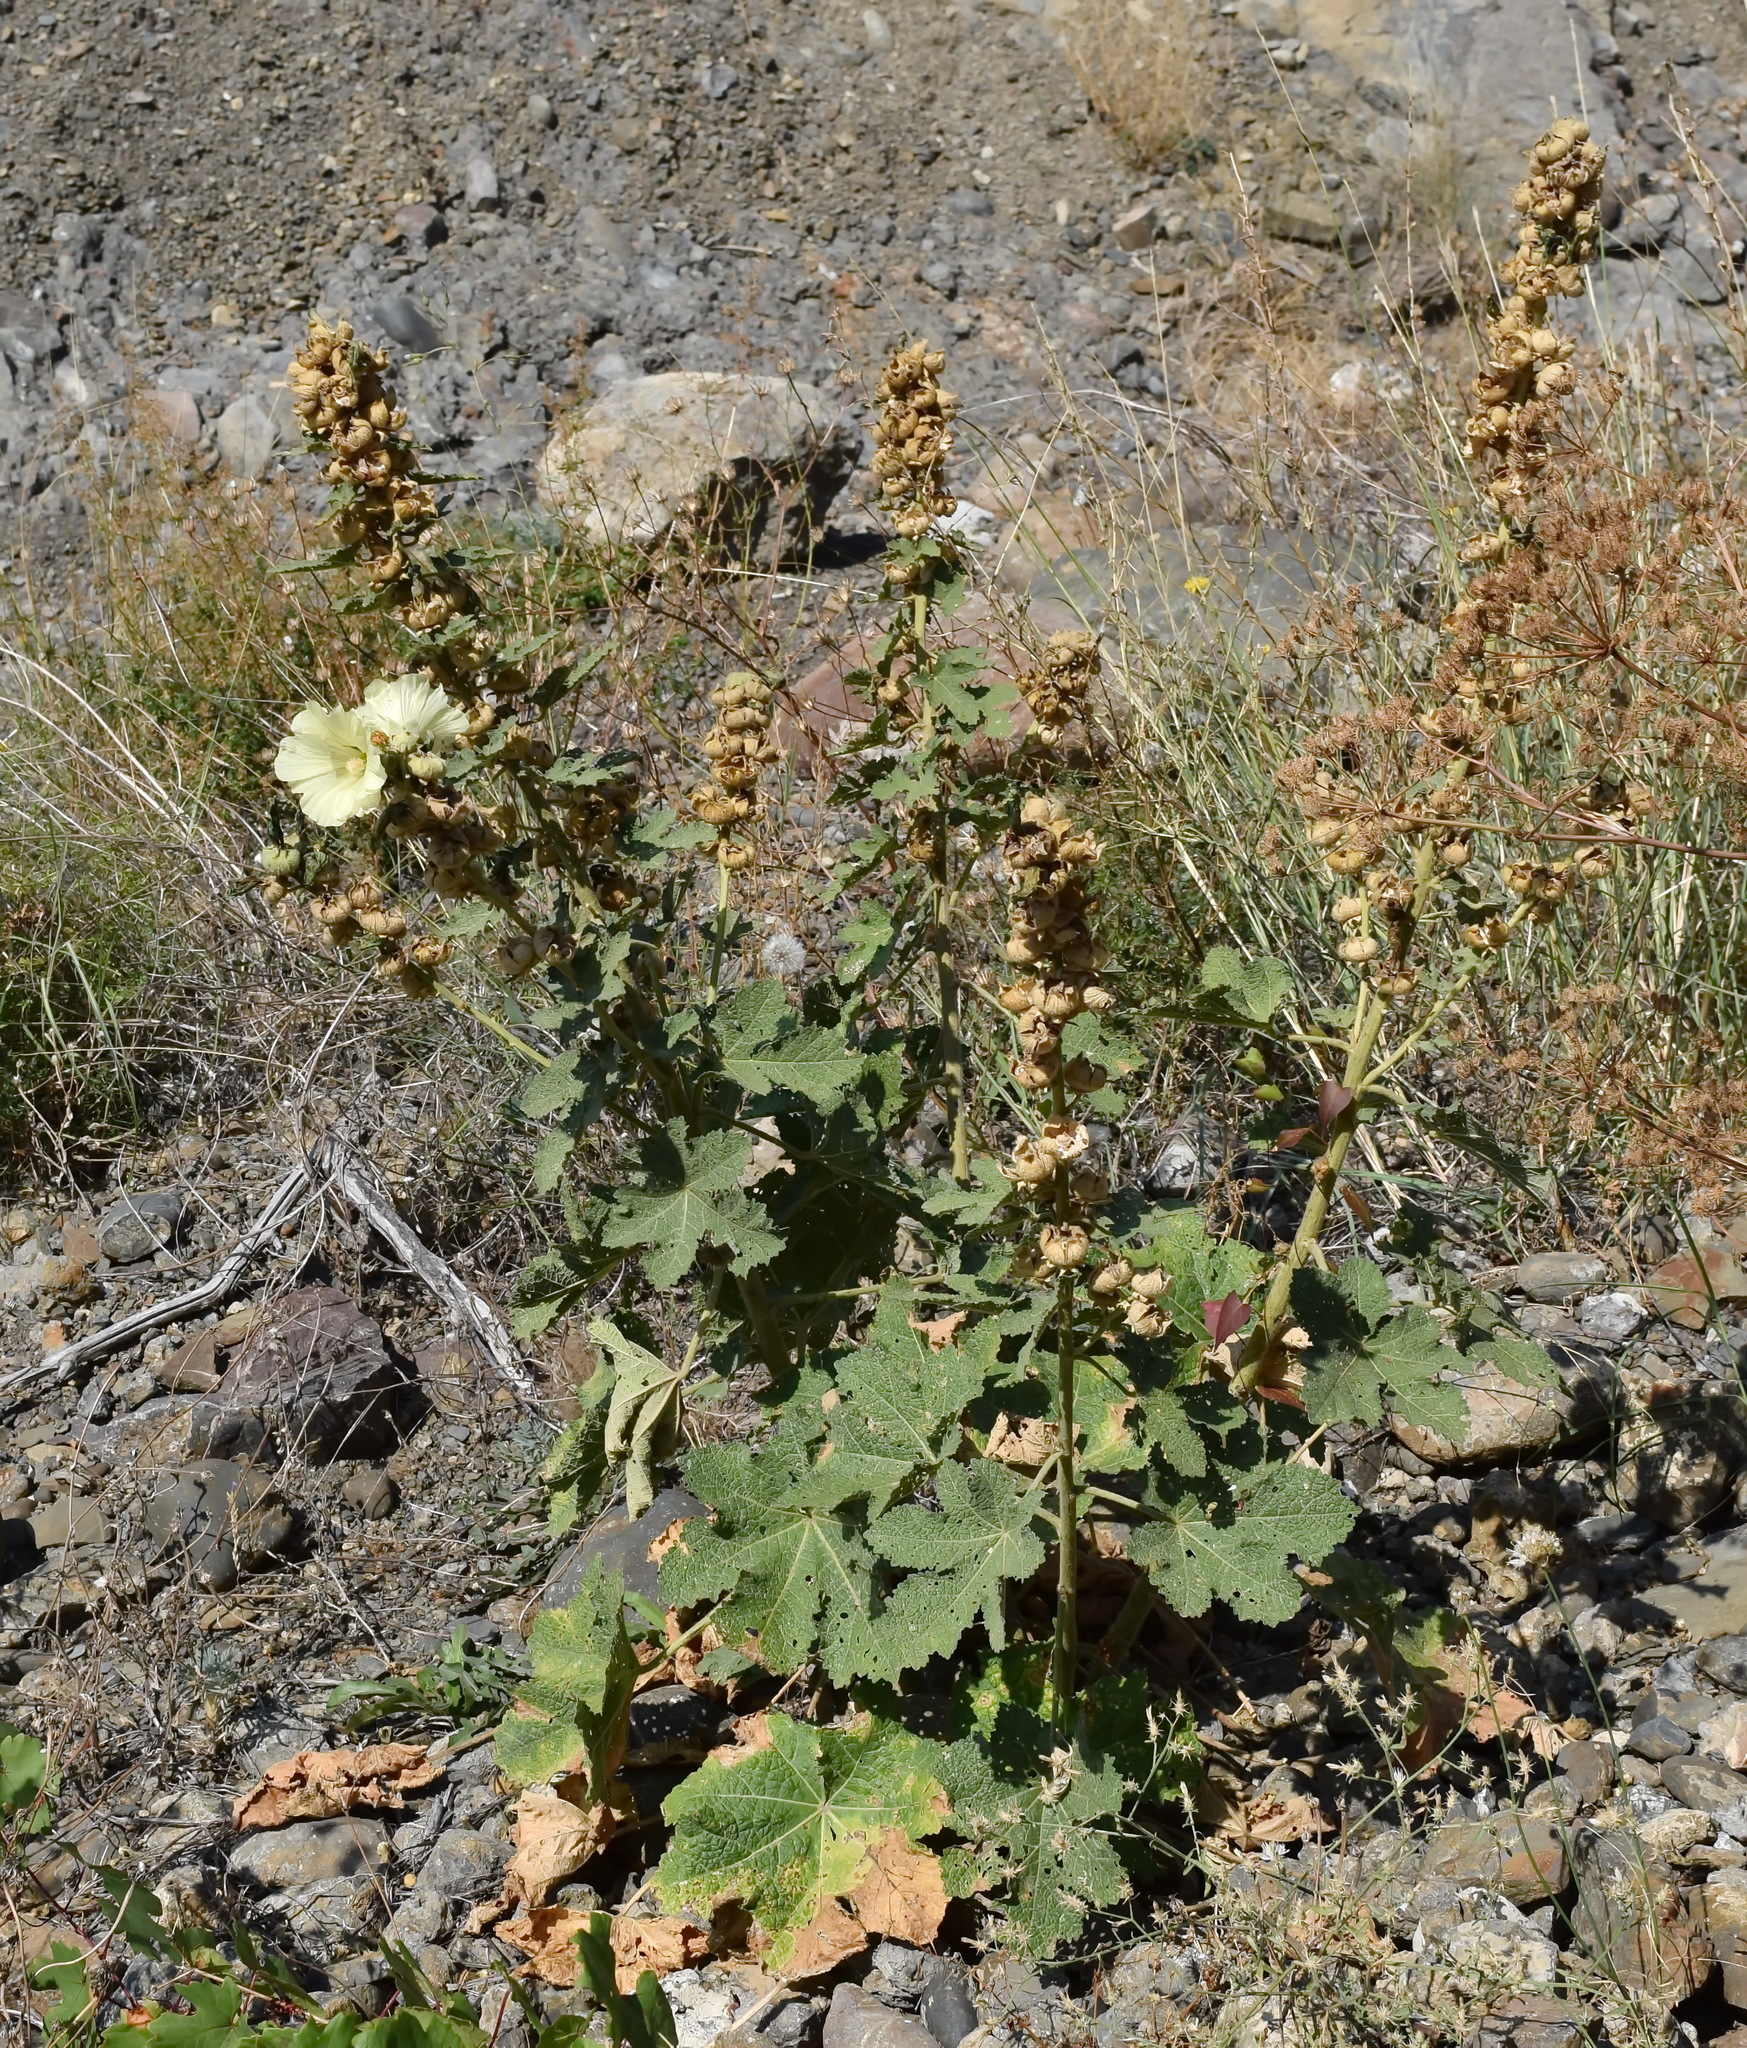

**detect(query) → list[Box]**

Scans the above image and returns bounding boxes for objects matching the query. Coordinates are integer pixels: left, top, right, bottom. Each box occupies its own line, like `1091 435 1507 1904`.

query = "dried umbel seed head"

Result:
1037 1222 1090 1269
492 934 541 978
694 671 778 858
1125 1295 1169 1339
290 316 436 580
872 341 958 540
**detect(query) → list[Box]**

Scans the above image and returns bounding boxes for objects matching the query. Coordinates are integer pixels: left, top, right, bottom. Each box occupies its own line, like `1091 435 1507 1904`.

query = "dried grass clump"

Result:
1054 0 1220 169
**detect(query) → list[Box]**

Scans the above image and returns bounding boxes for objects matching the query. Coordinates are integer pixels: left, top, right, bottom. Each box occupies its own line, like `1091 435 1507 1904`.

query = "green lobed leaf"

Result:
1128 1460 1357 1624
496 1560 641 1790
601 1122 784 1290
655 1710 947 1968
592 1317 685 1522
662 1432 873 1674
1199 946 1293 1025
821 1292 1004 1508
936 1708 1129 1956
860 1460 1048 1678
1292 1260 1468 1436
0 1724 49 1820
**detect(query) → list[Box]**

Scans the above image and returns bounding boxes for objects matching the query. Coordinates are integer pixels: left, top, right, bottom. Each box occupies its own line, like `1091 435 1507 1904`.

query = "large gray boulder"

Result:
536 371 857 561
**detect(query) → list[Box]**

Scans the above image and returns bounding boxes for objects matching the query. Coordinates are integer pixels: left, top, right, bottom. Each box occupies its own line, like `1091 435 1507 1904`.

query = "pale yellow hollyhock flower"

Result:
361 673 469 755
274 706 386 826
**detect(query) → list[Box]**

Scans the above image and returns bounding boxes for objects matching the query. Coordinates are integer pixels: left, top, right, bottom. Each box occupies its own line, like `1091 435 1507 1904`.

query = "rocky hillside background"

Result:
9 1 1747 2046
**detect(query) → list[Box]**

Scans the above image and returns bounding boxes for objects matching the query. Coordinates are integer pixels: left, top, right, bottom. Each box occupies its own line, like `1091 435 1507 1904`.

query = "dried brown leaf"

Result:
610 1914 711 1991
498 1906 591 1985
232 1743 439 1831
504 1785 621 1907
779 1899 867 1982
846 1829 946 1947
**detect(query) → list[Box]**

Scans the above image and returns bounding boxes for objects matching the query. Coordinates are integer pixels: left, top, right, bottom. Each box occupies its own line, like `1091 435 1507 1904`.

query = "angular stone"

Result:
142 387 201 444
1514 1252 1609 1302
188 1286 408 1463
142 1460 296 1592
215 395 282 478
1112 200 1159 250
1628 1716 1695 1762
1570 1825 1712 2001
1619 1425 1736 1530
1262 188 1386 252
96 1188 184 1263
1578 1290 1647 1344
536 373 858 563
416 1827 504 1901
1702 1634 1747 1692
1641 1533 1747 1641
1555 1738 1615 1808
1390 1367 1564 1468
1419 1815 1568 1905
625 1684 727 1766
392 203 447 250
542 1487 702 1613
373 293 442 353
1660 1754 1747 1820
1463 1994 1591 2048
824 1985 937 2048
1445 1917 1558 1983
919 1962 979 2048
27 1495 108 1550
229 1818 389 1890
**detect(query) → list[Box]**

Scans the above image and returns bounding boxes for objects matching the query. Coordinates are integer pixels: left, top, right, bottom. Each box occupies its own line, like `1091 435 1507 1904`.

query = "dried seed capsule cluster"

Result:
691 672 780 871
871 344 958 546
998 795 1115 1095
1021 631 1100 748
1461 119 1605 545
288 316 495 692
288 319 436 586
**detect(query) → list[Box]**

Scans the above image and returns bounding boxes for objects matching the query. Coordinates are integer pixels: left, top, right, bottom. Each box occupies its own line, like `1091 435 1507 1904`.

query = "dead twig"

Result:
310 1130 535 1399
0 1163 313 1412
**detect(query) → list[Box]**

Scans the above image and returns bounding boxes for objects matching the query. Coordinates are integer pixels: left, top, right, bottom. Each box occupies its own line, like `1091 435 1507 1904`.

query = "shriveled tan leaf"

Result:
232 1743 439 1830
647 1517 692 1566
985 1412 1058 1472
1234 1791 1330 1845
779 1899 867 1982
912 1310 968 1352
1512 1713 1568 1760
846 1829 946 1947
1467 1689 1534 1745
610 1914 710 1991
708 1711 772 1765
498 1906 591 1985
504 1786 620 1907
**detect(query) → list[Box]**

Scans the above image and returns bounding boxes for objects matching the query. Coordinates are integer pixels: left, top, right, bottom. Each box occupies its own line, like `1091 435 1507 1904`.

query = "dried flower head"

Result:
871 342 958 544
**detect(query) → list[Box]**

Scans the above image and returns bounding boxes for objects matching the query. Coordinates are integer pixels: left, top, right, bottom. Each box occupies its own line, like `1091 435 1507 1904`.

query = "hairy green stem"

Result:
1050 1269 1079 1731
